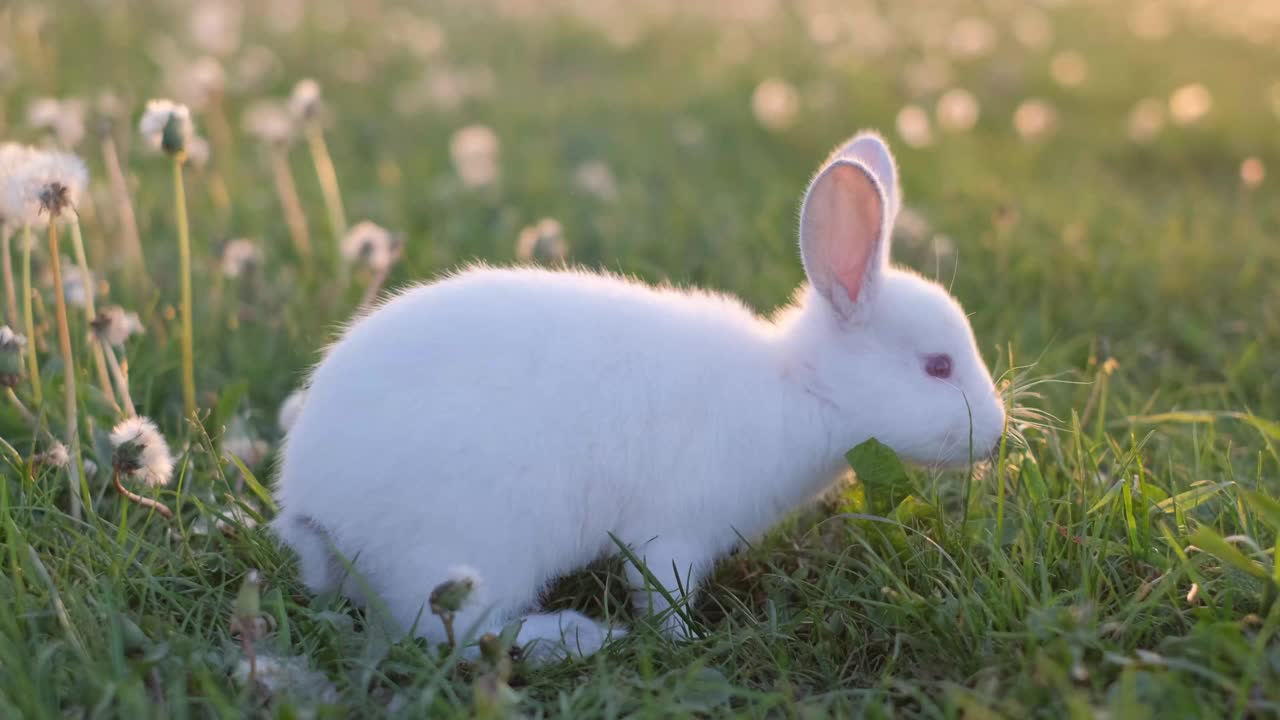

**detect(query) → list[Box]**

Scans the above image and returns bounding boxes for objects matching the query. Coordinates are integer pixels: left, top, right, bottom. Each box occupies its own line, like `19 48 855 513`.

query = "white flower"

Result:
1169 83 1212 125
1013 99 1058 142
948 17 996 59
1127 98 1165 143
288 78 322 121
516 218 567 264
277 389 306 433
232 654 337 703
0 148 88 227
449 125 501 189
139 99 193 153
751 78 799 132
573 160 618 201
92 305 145 347
341 221 400 271
241 101 294 145
936 89 980 133
221 238 263 278
895 105 933 148
109 417 175 487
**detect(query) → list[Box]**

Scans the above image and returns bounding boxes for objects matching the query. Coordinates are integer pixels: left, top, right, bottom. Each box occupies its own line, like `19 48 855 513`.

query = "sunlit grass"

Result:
0 0 1278 716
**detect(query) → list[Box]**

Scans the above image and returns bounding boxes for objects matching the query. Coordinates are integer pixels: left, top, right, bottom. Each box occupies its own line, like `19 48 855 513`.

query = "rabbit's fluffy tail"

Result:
272 512 341 593
511 611 625 661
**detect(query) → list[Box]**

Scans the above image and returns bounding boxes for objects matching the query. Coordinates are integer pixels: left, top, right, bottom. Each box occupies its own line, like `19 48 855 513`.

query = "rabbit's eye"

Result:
925 354 953 379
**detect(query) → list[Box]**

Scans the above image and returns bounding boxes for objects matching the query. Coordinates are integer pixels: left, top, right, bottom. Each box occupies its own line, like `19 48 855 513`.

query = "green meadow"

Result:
0 0 1278 716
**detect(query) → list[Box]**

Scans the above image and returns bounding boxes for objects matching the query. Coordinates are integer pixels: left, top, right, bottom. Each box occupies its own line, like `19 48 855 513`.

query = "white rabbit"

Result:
272 131 1007 660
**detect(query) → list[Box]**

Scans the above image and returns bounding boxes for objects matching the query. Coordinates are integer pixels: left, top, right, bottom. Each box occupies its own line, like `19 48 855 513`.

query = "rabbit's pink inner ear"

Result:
803 162 884 307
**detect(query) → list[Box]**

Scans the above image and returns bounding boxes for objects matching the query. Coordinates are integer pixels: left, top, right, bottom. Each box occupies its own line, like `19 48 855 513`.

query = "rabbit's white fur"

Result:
272 132 1006 659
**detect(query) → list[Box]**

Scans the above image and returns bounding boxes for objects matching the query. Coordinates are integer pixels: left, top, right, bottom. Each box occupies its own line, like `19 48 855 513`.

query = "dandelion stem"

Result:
6 387 57 445
69 217 120 414
111 467 173 519
270 144 311 261
46 220 84 521
172 154 197 419
20 225 41 405
100 134 149 288
356 264 391 315
100 340 135 417
305 124 346 265
2 226 17 328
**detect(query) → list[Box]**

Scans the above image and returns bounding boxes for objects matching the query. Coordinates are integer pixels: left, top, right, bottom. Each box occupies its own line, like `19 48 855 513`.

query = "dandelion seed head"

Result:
1 149 88 226
516 218 568 264
1050 51 1088 88
36 442 70 468
178 56 226 109
0 325 27 387
895 104 934 148
936 88 980 132
221 238 263 278
58 259 95 308
241 101 293 145
1011 9 1053 50
948 17 996 59
184 136 211 168
903 56 953 96
1013 98 1058 141
288 78 323 121
751 78 800 132
27 97 87 148
1240 157 1265 189
1127 98 1165 143
449 125 501 189
91 305 145 347
139 99 193 154
189 0 243 57
573 160 618 201
341 221 400 271
109 417 175 487
1169 83 1212 125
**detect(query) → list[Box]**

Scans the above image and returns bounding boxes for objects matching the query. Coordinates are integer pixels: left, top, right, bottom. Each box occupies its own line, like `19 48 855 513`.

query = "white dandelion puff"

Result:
895 105 934 148
92 305 145 347
0 149 88 228
1169 83 1212 125
241 101 294 145
751 78 800 132
288 78 323 121
1240 157 1265 189
221 238 263 278
109 417 175 488
1050 51 1088 88
341 221 400 272
1127 98 1165 143
516 218 568 264
1013 99 1058 141
449 125 501 189
936 88 980 133
138 99 193 154
573 160 618 201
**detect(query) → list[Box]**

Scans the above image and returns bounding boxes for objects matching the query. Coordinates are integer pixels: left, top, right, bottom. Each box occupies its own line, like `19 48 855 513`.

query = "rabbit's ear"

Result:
833 132 899 220
799 158 888 318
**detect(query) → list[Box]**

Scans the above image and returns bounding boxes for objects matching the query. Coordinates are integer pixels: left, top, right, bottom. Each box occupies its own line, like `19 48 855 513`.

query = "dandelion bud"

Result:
288 78 322 121
430 566 480 615
220 238 263 278
109 416 174 487
0 326 27 388
516 218 567 264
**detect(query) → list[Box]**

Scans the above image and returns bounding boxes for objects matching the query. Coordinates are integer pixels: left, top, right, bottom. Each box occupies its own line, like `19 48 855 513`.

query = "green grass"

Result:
2 0 1279 716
